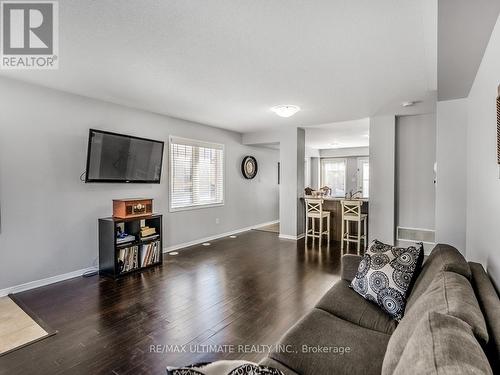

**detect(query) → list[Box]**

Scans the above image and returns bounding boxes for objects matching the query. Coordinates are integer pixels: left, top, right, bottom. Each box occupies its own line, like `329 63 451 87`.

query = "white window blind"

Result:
170 137 224 211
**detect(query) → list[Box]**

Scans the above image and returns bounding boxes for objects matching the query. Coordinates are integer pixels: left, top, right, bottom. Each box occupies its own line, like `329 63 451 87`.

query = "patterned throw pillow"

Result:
166 360 284 375
350 240 424 320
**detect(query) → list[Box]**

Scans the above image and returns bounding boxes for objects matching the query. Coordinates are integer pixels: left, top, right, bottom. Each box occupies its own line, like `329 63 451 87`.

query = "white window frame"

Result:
169 136 225 212
320 158 347 197
357 157 370 198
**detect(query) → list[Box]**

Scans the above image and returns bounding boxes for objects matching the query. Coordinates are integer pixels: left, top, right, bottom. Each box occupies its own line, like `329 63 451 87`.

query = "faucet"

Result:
346 189 363 199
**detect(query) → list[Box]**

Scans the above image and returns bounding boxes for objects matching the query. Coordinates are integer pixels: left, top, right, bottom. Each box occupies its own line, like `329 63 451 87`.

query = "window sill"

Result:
169 202 225 213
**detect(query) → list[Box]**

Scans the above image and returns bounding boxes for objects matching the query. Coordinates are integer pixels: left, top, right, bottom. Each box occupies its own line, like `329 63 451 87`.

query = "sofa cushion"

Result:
470 262 500 370
268 308 391 375
316 280 398 334
351 240 424 320
382 271 489 374
406 244 471 310
341 254 363 282
391 312 492 375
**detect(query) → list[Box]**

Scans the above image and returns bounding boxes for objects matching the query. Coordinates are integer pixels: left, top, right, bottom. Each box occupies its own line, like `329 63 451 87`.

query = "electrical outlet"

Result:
215 218 220 224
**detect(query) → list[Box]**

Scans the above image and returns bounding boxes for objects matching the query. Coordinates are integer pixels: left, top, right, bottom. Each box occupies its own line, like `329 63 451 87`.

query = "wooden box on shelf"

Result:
98 214 163 278
112 198 153 219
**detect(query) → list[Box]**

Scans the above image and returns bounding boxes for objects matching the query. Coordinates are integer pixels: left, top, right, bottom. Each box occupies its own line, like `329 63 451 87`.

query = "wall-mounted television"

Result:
85 129 164 183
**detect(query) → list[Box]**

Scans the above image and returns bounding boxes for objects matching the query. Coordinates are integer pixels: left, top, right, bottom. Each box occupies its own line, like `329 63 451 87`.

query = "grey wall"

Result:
310 157 320 190
435 99 467 252
369 115 396 244
242 127 306 238
396 114 436 231
304 158 311 188
296 129 306 236
464 13 500 290
0 77 279 291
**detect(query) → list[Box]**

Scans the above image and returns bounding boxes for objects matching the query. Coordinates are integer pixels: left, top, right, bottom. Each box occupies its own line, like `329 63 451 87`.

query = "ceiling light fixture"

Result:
402 101 415 107
271 105 301 118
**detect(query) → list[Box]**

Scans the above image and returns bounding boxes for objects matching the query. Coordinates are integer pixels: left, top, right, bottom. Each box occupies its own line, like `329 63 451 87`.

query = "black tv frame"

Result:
85 129 165 184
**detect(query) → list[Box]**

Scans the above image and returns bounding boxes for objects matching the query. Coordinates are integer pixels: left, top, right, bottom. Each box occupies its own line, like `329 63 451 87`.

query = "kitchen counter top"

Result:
303 195 369 202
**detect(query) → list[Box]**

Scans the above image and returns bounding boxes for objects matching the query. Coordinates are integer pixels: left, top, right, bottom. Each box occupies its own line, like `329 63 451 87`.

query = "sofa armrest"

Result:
341 254 363 282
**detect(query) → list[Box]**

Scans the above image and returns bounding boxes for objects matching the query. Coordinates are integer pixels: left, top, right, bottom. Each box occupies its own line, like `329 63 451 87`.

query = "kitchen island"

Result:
302 196 369 243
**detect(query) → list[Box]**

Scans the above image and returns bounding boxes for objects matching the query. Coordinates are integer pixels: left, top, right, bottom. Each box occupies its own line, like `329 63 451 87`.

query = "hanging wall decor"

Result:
241 156 258 179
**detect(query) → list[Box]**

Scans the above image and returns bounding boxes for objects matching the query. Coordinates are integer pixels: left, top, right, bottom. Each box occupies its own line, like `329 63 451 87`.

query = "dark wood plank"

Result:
0 230 344 375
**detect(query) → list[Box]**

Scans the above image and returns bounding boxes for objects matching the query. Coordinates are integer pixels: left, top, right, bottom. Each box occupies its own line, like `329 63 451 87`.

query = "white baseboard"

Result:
163 220 280 253
1 220 282 297
279 233 305 240
0 267 96 297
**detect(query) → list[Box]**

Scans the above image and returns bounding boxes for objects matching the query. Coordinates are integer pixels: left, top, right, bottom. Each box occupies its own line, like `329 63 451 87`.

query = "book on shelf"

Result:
118 245 139 273
117 234 136 245
140 240 160 267
140 226 156 238
140 233 159 241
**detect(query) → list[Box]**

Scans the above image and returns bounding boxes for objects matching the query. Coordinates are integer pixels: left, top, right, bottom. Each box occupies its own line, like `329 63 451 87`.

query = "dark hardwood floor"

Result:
0 230 344 375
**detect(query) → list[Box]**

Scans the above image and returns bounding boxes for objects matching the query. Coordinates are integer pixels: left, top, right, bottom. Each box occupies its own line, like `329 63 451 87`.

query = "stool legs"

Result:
305 215 309 241
341 217 345 253
363 217 367 252
319 216 323 244
341 219 367 255
357 219 361 255
312 217 315 243
327 215 330 243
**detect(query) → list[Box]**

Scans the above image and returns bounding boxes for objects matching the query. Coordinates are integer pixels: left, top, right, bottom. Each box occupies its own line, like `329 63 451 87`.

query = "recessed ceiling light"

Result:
229 235 237 239
402 101 415 107
271 105 300 118
169 251 179 256
202 242 211 246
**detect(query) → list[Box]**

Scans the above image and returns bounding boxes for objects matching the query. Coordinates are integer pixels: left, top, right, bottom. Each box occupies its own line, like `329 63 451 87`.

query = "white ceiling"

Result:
305 118 370 150
1 0 437 133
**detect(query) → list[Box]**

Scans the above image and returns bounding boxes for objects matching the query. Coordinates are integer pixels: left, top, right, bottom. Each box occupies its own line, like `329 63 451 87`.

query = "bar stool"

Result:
305 198 331 243
341 200 367 255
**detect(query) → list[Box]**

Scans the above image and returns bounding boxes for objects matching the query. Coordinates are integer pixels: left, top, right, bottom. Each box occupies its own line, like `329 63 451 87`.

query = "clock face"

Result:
242 156 258 179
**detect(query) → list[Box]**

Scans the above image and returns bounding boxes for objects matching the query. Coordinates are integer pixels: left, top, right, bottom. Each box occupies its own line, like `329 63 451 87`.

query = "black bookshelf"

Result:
98 214 163 278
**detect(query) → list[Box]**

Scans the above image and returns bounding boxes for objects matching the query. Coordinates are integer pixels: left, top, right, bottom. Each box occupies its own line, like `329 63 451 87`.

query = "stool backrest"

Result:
341 200 362 218
305 198 324 216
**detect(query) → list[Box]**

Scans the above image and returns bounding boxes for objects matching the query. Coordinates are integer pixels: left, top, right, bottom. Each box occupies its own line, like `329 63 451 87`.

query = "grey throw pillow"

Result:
351 240 424 320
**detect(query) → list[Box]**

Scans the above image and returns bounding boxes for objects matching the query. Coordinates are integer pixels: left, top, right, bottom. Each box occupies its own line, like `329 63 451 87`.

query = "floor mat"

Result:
0 295 56 356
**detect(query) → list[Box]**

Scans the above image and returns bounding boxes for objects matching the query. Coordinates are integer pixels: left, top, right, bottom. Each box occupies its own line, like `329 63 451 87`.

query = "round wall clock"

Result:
241 156 258 179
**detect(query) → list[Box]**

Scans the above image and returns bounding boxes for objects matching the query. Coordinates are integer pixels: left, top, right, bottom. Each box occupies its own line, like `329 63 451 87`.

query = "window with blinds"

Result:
320 158 346 197
169 137 224 211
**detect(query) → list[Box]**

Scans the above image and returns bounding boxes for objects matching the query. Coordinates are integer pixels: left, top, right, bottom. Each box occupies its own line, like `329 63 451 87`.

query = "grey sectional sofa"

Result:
260 244 500 374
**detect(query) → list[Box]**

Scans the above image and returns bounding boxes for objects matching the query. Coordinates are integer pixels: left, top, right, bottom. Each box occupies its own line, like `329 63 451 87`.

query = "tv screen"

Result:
85 129 164 183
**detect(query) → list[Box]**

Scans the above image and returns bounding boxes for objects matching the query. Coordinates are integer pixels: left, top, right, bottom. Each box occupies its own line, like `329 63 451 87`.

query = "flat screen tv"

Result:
85 129 164 183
